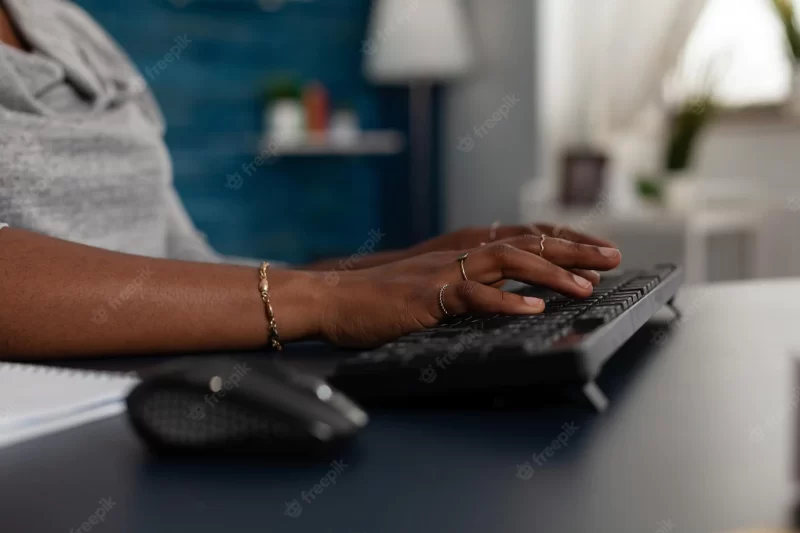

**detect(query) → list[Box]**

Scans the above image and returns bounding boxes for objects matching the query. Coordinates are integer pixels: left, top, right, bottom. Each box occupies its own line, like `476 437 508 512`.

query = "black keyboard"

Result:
330 265 684 406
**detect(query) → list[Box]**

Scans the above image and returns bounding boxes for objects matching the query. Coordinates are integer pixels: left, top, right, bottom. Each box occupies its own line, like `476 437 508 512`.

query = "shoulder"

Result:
49 0 139 73
55 1 166 128
0 0 165 128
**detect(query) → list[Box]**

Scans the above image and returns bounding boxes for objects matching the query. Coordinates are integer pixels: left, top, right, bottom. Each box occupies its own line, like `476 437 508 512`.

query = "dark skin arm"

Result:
0 228 324 359
0 227 621 359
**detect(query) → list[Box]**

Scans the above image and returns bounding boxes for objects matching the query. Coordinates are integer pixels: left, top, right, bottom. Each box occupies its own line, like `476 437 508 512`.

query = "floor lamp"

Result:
364 0 474 242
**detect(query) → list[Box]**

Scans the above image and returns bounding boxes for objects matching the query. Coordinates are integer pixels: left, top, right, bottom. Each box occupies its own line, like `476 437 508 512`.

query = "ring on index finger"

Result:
457 252 470 281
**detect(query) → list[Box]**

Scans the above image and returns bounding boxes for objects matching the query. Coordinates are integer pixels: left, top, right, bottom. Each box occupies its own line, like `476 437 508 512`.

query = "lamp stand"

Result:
409 82 434 243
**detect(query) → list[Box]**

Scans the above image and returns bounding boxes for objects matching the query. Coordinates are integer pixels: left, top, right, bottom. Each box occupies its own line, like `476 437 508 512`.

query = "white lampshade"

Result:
364 0 474 84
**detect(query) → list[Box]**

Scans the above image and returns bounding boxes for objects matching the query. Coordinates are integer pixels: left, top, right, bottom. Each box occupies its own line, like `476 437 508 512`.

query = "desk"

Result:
3 281 800 533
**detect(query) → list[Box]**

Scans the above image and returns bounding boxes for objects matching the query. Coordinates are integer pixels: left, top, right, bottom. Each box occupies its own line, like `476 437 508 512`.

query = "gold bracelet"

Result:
258 261 283 351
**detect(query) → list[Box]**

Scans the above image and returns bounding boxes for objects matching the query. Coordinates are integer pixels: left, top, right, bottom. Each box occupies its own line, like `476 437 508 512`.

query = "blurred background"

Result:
75 0 800 283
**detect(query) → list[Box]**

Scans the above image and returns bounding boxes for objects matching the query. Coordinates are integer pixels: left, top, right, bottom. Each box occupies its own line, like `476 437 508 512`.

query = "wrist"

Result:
267 269 327 342
361 248 410 267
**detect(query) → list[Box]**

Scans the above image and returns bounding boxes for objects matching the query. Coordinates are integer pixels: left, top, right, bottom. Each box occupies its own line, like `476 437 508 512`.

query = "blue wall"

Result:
74 0 416 264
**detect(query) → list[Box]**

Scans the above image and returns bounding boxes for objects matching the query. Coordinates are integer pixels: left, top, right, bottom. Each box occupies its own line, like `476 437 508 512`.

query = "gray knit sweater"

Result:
0 0 232 263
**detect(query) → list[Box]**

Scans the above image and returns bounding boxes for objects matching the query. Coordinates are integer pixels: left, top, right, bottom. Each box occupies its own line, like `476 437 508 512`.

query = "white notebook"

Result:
0 363 140 449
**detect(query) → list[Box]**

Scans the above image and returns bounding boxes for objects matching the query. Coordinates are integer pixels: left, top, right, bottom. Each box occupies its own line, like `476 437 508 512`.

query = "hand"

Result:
405 223 617 286
312 234 622 348
305 223 616 286
410 223 615 255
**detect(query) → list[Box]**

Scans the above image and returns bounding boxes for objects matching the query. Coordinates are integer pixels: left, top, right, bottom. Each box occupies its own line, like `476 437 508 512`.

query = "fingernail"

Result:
523 297 544 309
573 274 593 289
600 247 620 259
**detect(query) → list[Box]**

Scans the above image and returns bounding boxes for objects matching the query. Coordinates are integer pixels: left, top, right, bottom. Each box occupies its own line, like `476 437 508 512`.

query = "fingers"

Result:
473 223 616 249
534 223 617 248
440 281 545 318
572 269 601 286
492 234 621 271
461 244 595 298
491 225 535 242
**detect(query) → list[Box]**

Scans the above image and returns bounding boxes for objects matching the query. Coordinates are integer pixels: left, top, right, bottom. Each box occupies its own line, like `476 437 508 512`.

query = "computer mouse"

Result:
126 358 368 455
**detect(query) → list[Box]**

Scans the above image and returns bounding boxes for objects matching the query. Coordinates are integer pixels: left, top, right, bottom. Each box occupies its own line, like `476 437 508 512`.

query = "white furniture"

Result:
521 203 799 285
260 131 405 157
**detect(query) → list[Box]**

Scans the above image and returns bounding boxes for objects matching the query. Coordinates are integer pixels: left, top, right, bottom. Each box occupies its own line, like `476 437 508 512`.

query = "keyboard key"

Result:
573 316 609 332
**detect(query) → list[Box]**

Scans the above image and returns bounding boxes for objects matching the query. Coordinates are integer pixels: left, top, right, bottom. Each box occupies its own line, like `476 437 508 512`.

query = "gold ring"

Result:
457 252 470 281
538 234 546 258
439 284 452 317
489 220 501 242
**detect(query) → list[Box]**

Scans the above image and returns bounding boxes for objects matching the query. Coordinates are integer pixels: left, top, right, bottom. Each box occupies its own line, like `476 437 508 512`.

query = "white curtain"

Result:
583 0 710 143
535 0 709 209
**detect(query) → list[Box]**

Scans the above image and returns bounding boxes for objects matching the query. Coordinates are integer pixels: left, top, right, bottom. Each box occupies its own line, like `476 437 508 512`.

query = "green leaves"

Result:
665 95 715 171
771 0 800 62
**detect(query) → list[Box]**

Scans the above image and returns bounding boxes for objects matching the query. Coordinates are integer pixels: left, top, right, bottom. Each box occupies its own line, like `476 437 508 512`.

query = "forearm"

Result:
305 249 409 271
0 229 323 360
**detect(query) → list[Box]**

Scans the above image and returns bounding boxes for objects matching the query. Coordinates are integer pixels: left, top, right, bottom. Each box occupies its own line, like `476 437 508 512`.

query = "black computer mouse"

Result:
126 358 368 455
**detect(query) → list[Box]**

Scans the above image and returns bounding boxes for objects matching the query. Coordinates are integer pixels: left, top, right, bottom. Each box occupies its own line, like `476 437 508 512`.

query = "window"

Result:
677 0 794 107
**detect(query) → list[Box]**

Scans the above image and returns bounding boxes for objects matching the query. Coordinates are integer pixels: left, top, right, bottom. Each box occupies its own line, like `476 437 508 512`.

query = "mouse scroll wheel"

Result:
315 384 334 401
309 381 368 426
289 374 333 400
289 374 369 428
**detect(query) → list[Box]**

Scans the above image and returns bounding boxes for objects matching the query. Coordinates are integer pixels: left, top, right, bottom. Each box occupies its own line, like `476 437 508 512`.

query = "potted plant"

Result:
636 85 716 211
263 76 305 145
661 93 715 210
771 0 800 114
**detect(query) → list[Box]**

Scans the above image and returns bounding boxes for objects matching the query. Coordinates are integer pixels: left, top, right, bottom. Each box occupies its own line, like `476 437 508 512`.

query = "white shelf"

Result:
260 131 405 157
